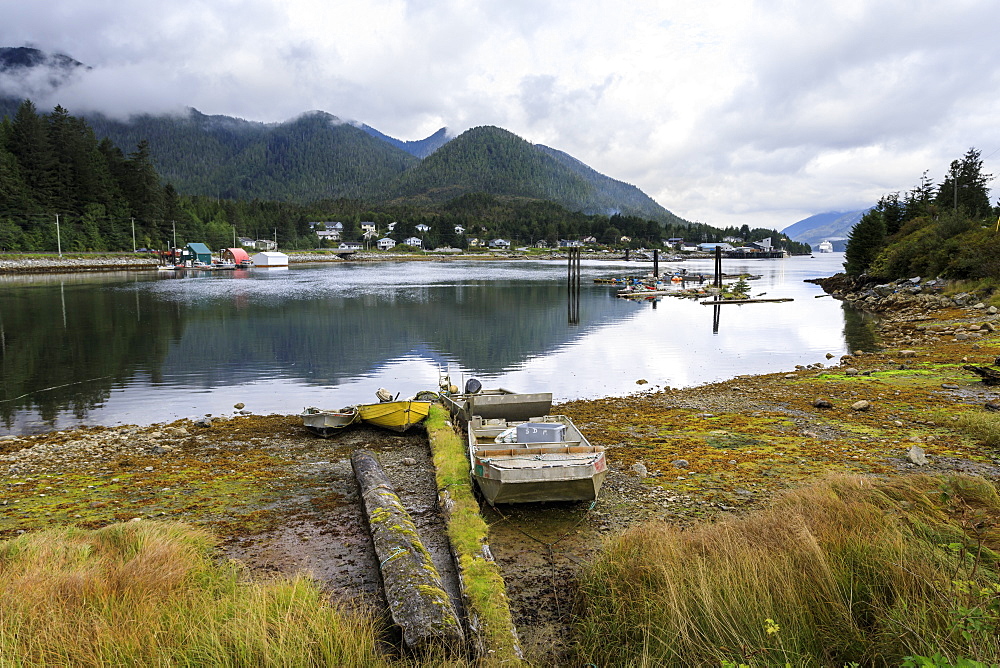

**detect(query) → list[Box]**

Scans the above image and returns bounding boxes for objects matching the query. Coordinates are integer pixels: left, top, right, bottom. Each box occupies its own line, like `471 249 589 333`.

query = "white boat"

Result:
301 406 360 437
467 415 607 504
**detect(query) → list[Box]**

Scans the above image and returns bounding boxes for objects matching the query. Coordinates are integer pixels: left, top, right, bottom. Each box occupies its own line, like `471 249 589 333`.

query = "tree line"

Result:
1 101 809 254
844 148 999 280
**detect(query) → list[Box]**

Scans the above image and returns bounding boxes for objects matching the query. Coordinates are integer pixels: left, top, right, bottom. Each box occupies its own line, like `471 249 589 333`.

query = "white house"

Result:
559 239 582 247
454 225 466 234
403 236 422 247
251 251 289 267
237 237 255 248
255 239 277 251
316 229 341 241
360 222 377 234
387 222 397 232
489 238 511 249
377 237 396 250
698 242 735 252
339 242 362 250
415 223 431 233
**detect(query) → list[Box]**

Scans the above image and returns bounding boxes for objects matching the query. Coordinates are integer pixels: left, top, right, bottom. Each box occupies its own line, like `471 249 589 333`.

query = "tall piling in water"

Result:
567 247 581 324
653 248 659 278
714 246 723 288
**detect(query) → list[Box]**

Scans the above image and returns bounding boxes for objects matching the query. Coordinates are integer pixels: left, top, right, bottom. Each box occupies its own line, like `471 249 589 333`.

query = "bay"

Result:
0 253 868 434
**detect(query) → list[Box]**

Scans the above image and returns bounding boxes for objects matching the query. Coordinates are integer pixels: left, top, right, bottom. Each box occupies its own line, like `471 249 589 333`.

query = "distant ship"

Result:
818 240 834 253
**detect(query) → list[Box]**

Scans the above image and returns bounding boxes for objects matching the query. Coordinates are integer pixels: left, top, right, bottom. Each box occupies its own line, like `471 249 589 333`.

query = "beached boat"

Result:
301 406 360 437
467 414 607 504
357 399 432 432
441 387 552 423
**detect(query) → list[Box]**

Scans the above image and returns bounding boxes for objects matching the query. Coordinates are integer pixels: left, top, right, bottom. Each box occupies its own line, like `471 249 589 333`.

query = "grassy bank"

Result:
425 405 523 664
575 474 1000 666
0 521 388 667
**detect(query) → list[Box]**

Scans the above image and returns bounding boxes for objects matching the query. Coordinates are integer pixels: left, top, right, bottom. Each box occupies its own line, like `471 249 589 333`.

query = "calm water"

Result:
0 253 870 434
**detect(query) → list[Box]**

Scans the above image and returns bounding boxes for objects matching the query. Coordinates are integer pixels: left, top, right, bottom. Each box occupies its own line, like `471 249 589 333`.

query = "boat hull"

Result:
357 401 432 432
442 389 552 423
301 407 359 437
467 415 606 504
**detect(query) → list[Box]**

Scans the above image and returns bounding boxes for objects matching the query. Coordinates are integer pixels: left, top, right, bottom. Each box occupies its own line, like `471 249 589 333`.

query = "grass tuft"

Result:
575 474 1000 667
955 412 1000 448
0 521 389 667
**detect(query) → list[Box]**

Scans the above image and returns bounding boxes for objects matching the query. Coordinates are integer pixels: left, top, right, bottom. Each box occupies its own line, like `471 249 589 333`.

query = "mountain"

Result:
0 45 686 224
358 124 451 158
384 126 682 223
782 209 869 252
85 109 419 201
0 46 88 101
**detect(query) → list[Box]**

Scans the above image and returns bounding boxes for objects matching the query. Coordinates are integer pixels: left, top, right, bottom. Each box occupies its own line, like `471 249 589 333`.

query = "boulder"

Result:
851 400 872 411
906 444 928 466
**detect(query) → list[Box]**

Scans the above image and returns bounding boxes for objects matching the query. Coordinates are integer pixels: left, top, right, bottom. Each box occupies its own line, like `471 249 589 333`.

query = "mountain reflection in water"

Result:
0 255 861 433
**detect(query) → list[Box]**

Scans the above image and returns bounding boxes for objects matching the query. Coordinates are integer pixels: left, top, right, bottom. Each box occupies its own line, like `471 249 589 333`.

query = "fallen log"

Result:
351 449 465 656
963 365 1000 386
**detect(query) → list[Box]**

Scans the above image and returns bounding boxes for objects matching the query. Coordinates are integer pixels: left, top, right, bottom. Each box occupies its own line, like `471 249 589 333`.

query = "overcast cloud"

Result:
3 0 1000 230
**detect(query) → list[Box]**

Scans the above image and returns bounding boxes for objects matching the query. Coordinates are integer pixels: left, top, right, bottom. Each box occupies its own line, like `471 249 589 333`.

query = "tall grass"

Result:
0 521 389 667
575 475 1000 667
955 412 1000 448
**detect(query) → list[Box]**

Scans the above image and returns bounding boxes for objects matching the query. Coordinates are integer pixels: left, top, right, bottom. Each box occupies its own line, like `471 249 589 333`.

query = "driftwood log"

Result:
963 365 1000 386
351 449 465 655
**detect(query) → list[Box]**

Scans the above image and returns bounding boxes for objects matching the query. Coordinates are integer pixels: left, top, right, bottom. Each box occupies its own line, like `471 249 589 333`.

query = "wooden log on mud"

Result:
351 449 465 656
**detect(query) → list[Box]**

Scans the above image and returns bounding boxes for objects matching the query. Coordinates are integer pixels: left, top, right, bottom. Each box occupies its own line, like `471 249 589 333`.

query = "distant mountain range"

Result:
0 46 685 224
782 209 869 252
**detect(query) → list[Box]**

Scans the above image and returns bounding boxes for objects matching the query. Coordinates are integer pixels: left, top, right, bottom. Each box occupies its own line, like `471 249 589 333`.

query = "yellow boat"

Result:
357 400 432 432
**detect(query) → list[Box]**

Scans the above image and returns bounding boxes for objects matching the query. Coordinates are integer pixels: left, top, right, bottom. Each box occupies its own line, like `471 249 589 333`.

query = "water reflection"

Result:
0 255 865 433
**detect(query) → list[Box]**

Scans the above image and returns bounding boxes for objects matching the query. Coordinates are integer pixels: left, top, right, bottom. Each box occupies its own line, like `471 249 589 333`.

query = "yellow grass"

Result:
575 474 1000 667
0 521 389 667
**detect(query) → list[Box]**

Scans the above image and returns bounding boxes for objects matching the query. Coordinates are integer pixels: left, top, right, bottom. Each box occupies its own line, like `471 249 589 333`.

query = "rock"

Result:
825 352 834 359
898 350 917 358
906 444 928 466
784 374 796 379
845 368 860 376
955 332 969 341
194 417 213 428
974 303 986 309
401 457 418 466
851 400 872 411
985 402 1000 412
636 379 648 385
150 445 174 455
671 459 689 469
234 402 245 410
813 398 833 409
941 383 960 390
988 306 998 315
631 462 648 478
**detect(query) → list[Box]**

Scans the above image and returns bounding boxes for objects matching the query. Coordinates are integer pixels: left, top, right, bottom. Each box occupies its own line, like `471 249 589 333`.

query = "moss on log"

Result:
351 448 465 656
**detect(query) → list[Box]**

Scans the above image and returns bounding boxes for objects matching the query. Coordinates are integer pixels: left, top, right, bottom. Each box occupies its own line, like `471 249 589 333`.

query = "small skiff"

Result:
467 414 607 504
357 400 432 432
301 406 360 437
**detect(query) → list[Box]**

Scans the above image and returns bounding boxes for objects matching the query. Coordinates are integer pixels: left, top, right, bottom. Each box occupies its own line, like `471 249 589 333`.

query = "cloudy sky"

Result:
3 0 1000 230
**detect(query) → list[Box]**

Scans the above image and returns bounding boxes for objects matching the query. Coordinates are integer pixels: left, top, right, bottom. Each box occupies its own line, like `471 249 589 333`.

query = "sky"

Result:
3 0 1000 231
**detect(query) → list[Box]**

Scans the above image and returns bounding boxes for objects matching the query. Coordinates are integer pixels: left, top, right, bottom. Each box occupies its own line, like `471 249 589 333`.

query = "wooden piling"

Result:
351 449 465 656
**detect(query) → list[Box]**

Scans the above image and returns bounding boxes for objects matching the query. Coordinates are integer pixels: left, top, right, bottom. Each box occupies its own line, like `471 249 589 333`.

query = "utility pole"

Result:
55 214 62 257
172 220 177 250
131 217 136 252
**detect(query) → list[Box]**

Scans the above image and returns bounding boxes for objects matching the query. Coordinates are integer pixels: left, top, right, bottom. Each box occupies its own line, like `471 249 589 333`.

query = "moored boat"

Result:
441 386 552 423
467 414 607 504
301 406 360 437
357 399 432 432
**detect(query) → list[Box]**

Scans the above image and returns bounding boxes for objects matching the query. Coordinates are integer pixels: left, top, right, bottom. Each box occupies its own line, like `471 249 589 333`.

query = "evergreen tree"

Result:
844 208 886 276
935 148 993 218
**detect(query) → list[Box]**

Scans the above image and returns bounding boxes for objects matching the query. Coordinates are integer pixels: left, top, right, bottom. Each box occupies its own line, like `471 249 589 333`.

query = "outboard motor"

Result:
464 378 483 395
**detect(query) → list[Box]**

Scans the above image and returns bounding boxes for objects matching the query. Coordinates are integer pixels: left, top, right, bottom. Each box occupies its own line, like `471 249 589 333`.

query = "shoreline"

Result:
3 278 1000 664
